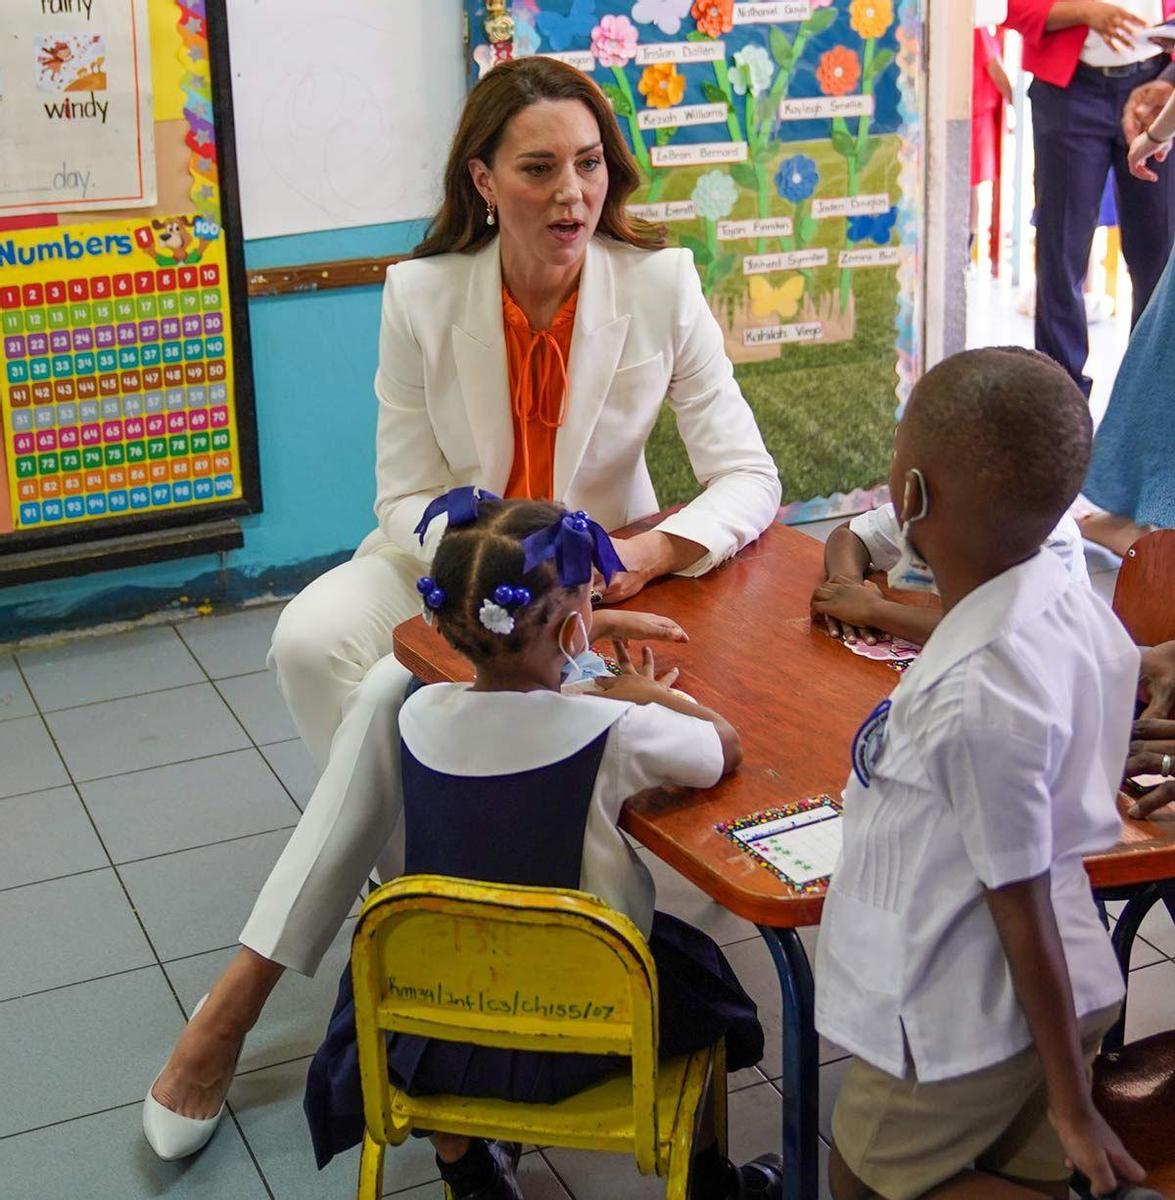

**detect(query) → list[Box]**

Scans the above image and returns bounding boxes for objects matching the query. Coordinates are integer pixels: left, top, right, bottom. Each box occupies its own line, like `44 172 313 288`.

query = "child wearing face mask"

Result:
811 408 1090 645
817 348 1145 1200
303 495 782 1200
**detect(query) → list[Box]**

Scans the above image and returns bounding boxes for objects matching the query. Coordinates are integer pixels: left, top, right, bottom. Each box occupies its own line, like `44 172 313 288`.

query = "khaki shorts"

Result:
831 1006 1120 1200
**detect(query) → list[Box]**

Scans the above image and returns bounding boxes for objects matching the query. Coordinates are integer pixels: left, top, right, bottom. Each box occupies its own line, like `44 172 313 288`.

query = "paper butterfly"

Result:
748 275 805 320
537 0 596 51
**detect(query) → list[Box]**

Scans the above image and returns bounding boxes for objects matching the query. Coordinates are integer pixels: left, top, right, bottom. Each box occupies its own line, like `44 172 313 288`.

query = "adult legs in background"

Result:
145 546 423 1151
1030 69 1116 398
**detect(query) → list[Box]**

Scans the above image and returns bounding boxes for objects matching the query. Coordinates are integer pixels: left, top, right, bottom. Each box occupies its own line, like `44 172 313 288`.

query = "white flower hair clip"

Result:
478 585 532 636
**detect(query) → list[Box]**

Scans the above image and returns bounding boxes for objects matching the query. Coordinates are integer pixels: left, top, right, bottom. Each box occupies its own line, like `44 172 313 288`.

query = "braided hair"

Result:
429 498 580 664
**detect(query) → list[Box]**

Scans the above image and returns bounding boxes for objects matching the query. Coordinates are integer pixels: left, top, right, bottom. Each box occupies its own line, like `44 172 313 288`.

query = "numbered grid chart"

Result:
0 263 240 529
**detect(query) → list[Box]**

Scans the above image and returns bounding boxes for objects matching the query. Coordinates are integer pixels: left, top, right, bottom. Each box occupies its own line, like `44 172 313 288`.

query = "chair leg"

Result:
712 1039 728 1159
358 1132 385 1200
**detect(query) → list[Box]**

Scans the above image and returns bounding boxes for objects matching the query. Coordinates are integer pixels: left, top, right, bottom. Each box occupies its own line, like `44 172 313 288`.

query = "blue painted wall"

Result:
0 220 431 641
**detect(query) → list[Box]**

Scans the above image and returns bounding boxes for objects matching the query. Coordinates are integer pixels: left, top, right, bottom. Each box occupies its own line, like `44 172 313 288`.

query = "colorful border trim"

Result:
177 0 219 217
716 793 842 894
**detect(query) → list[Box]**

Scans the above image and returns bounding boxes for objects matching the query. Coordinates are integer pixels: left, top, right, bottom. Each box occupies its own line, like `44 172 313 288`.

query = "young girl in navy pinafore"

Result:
302 494 765 1187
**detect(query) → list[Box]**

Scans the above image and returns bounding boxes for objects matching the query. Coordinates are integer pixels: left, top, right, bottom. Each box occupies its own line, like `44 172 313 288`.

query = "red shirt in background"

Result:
1005 0 1175 87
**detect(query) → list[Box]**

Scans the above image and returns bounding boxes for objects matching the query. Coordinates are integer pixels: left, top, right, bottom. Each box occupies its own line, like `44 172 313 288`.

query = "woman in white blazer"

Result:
144 57 780 1160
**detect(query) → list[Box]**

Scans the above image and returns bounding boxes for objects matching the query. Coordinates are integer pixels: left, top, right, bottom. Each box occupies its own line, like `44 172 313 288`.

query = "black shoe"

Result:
467 1140 523 1200
735 1153 785 1200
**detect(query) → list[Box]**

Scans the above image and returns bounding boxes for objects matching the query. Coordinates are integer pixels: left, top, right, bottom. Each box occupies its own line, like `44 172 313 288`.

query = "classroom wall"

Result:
0 221 428 643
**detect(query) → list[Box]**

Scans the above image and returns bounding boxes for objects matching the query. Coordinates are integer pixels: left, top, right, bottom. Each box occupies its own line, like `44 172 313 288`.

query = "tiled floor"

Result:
0 532 1167 1200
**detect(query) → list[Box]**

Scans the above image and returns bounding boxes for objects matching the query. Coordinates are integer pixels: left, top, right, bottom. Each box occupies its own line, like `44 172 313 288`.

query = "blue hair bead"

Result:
425 587 446 611
572 517 589 532
494 584 515 607
514 587 531 607
416 576 435 595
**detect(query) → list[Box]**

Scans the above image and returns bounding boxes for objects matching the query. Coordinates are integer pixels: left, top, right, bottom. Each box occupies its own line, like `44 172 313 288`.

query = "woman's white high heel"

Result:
142 995 228 1160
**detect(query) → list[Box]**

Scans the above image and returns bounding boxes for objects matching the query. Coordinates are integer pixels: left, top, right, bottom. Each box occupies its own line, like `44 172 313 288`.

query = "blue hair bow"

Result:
413 487 500 545
521 510 626 587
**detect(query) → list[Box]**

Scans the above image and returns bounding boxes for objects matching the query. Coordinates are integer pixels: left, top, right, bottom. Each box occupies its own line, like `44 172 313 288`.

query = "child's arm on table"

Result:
595 642 742 774
815 524 883 643
811 577 941 646
590 607 688 645
985 875 1143 1194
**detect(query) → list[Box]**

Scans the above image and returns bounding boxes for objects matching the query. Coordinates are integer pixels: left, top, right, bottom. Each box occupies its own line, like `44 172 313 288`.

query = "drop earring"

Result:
485 200 496 226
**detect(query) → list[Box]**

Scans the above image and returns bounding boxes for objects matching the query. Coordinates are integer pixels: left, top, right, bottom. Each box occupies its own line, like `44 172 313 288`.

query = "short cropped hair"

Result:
904 346 1091 533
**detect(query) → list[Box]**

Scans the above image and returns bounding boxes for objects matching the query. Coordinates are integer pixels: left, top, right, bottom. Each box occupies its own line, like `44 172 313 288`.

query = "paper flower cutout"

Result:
728 44 773 97
691 170 739 221
847 207 897 244
473 43 495 79
639 61 685 108
590 14 640 66
479 600 516 636
850 0 894 40
631 0 692 35
816 46 861 96
775 154 819 203
691 0 733 39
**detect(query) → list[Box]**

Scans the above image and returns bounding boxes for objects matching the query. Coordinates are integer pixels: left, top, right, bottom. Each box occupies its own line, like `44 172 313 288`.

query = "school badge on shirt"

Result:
851 699 891 788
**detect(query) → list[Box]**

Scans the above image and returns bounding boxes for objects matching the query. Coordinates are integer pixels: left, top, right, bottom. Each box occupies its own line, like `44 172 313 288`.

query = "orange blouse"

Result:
502 285 577 502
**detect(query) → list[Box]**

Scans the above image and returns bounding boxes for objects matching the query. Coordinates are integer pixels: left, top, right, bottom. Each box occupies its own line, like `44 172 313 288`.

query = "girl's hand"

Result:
1128 128 1172 181
1048 1102 1145 1196
1140 640 1175 718
590 608 688 645
1083 2 1146 52
811 577 884 644
593 640 679 702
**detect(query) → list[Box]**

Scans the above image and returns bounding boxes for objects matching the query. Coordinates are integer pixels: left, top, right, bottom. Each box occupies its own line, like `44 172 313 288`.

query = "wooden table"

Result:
393 517 1175 1200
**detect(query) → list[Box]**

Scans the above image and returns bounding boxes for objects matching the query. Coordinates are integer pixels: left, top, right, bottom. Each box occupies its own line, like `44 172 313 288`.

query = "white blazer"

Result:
355 236 781 573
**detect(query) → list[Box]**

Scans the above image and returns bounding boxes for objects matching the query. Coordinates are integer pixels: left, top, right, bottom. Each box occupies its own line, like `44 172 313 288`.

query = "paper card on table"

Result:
842 635 920 671
718 796 842 889
1142 24 1175 41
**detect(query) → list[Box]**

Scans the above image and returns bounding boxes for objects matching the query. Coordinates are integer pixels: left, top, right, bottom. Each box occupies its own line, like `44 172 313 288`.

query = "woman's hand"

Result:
1048 1101 1145 1197
1123 79 1175 141
1129 128 1172 181
593 640 679 703
810 577 884 644
1124 717 1175 817
604 531 707 603
1140 640 1175 718
589 608 688 645
1080 1 1147 52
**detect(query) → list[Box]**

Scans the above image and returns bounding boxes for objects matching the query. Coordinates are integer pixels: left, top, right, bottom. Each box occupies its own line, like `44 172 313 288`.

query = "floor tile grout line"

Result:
63 742 272 786
0 1097 149 1143
0 862 111 896
256 739 311 816
537 1148 579 1200
13 657 191 1026
220 1103 279 1200
0 959 163 1008
28 674 219 718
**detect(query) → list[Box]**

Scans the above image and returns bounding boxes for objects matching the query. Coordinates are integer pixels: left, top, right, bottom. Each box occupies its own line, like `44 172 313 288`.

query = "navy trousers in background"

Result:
1030 58 1175 396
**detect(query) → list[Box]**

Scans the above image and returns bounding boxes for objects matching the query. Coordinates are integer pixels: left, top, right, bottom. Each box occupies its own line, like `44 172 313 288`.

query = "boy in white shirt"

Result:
816 347 1146 1199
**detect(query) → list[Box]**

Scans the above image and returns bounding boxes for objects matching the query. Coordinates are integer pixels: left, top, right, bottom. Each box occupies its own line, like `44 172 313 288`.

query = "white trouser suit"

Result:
239 236 782 975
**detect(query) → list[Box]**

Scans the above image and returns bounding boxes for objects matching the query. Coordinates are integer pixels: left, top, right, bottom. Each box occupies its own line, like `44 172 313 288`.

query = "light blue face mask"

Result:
560 650 612 683
886 468 937 594
557 611 590 685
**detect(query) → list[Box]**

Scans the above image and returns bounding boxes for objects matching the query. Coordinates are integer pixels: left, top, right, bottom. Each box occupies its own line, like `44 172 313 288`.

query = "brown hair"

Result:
412 57 666 259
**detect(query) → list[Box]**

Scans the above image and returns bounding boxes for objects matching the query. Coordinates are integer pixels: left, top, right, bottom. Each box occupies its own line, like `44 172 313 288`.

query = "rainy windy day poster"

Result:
468 0 925 519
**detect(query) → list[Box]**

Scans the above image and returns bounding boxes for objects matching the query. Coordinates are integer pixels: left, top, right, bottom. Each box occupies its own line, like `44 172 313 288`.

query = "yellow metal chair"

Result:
351 874 726 1200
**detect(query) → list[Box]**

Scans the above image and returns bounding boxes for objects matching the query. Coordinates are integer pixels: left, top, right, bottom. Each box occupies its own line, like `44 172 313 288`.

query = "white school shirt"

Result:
1080 0 1162 68
815 551 1137 1080
848 504 1090 587
395 686 725 938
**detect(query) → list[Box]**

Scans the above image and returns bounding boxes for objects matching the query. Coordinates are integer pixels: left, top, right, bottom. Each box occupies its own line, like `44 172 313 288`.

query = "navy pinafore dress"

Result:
304 726 763 1169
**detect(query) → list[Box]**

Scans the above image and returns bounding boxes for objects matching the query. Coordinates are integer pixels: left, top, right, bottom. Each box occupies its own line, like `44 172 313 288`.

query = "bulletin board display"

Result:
0 0 259 548
467 0 924 521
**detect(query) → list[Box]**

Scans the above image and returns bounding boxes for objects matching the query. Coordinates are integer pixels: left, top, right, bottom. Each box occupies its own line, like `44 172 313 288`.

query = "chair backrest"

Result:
351 875 661 1167
1112 530 1175 647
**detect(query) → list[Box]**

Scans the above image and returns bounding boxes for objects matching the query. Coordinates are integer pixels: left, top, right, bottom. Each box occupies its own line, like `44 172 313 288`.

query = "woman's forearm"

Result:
1045 1 1092 31
1146 88 1175 141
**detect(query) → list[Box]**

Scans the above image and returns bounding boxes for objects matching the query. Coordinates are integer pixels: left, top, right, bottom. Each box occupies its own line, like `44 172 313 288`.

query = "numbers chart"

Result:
0 222 242 532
